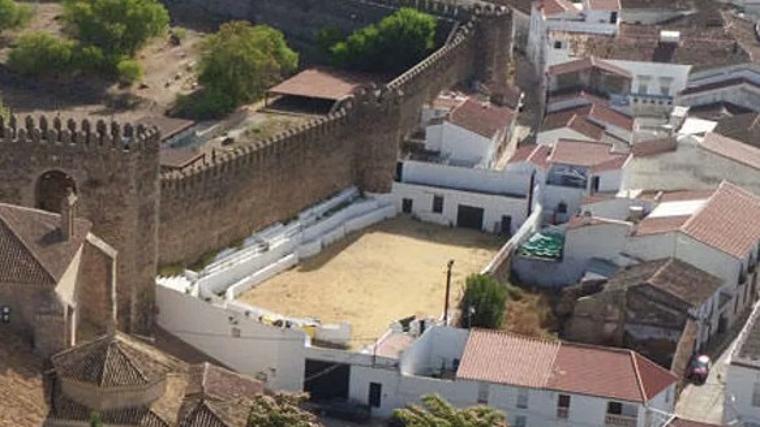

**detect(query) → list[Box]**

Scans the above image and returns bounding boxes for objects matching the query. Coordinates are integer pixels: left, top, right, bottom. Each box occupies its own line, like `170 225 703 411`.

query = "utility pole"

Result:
443 259 454 326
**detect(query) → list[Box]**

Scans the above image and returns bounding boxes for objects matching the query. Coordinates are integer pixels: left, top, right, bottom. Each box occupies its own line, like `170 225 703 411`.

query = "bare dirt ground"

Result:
0 1 207 122
0 330 48 426
239 216 505 348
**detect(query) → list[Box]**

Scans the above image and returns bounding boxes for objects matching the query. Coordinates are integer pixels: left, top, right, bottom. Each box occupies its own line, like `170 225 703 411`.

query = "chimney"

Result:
60 189 77 241
659 30 680 45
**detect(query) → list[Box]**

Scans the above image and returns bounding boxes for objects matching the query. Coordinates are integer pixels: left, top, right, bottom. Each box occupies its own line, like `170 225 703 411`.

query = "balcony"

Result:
605 414 637 427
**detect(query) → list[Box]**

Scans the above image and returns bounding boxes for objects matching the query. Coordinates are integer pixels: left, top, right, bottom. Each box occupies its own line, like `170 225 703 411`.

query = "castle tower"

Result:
0 116 160 334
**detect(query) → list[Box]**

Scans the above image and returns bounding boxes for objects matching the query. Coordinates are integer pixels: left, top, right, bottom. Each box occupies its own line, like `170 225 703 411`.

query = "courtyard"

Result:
239 216 505 348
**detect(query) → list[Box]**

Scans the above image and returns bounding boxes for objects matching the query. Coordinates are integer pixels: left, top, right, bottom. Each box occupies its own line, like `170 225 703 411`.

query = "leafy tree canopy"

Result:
459 274 507 329
8 32 75 76
392 394 508 427
330 7 436 74
63 0 169 56
197 21 298 110
247 393 321 427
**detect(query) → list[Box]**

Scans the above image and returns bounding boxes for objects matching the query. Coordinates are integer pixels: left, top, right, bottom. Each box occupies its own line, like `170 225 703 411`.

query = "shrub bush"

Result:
8 32 75 76
116 58 142 84
0 0 31 31
458 274 507 329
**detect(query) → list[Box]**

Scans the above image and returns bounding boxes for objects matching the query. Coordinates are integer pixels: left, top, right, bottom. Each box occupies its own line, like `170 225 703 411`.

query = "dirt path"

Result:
0 331 47 427
239 217 505 348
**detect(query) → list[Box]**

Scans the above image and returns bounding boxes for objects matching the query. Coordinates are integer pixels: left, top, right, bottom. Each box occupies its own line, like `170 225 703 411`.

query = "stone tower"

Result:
0 115 160 334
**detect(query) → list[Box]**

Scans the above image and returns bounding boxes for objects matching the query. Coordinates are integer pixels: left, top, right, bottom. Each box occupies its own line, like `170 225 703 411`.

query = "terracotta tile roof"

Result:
51 332 183 388
542 105 605 140
186 362 264 401
605 258 723 307
0 203 91 286
586 0 621 10
554 25 749 70
634 215 689 236
267 68 374 101
456 329 560 388
449 98 515 139
457 330 677 402
374 332 415 359
589 102 634 131
136 116 195 142
538 0 577 15
547 57 633 79
635 189 714 203
548 139 629 172
669 418 724 427
631 138 678 157
698 132 760 170
507 144 552 169
681 181 760 258
547 89 609 105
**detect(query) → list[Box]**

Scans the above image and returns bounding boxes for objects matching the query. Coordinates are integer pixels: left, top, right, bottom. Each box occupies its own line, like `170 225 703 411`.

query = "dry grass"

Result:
502 287 558 339
239 216 505 348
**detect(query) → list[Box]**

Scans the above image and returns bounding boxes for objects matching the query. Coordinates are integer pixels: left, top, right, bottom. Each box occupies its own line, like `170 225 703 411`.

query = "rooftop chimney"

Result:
659 30 680 44
60 189 77 241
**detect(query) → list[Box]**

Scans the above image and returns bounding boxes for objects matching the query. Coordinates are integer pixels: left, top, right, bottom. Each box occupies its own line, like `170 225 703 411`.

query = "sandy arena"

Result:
239 216 505 348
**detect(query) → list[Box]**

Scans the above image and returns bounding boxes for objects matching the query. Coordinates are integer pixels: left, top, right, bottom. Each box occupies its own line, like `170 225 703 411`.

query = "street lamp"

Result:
443 259 454 326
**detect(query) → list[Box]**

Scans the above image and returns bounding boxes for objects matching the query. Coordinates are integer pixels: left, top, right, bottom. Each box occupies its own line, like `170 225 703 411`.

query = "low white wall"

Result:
391 182 528 234
156 285 307 391
401 160 531 197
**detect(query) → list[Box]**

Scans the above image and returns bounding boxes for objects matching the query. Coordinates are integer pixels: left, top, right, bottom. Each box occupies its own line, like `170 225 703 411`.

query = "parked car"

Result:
687 354 711 384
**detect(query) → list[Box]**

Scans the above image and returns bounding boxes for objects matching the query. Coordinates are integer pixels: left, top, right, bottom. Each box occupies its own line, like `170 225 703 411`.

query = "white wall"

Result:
156 285 307 391
400 160 531 197
399 326 469 376
439 122 497 167
725 363 760 426
608 60 690 100
391 181 529 234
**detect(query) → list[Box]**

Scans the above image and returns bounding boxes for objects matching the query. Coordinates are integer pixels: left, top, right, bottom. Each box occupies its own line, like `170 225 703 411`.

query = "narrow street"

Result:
675 337 739 425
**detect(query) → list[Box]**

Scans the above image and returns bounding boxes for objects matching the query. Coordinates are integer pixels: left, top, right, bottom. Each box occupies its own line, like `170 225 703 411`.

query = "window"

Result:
554 41 562 49
514 415 527 427
557 202 568 214
369 382 382 408
432 195 444 214
402 198 413 214
557 394 570 418
609 11 618 23
659 77 674 96
517 388 529 409
477 382 489 404
753 382 760 407
0 306 9 323
637 75 651 95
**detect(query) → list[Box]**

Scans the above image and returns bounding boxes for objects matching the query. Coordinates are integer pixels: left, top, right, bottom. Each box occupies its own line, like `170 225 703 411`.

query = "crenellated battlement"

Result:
366 0 508 20
0 115 161 153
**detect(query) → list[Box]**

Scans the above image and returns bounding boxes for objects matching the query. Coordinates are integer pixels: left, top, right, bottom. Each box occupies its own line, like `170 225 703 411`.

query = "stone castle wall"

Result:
0 117 160 334
158 1 512 266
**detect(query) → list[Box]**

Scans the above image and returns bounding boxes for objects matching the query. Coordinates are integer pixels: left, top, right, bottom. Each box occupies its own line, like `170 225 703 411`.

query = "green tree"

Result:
459 274 507 329
63 0 169 56
392 394 507 427
0 0 31 32
8 32 75 76
116 58 142 84
315 25 344 54
247 393 320 427
89 411 103 427
195 21 297 112
330 7 436 73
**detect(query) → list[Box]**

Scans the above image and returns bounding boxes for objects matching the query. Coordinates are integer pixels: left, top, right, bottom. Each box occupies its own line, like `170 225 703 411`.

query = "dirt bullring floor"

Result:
239 216 505 348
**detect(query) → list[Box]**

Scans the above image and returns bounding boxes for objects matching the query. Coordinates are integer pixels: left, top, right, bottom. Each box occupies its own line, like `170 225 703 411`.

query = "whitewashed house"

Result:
677 64 760 117
527 0 621 73
538 101 635 145
392 92 532 234
349 327 678 427
725 301 760 427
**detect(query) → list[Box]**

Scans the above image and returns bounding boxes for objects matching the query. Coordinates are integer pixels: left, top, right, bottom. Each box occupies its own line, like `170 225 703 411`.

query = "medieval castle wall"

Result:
158 1 513 266
0 117 160 334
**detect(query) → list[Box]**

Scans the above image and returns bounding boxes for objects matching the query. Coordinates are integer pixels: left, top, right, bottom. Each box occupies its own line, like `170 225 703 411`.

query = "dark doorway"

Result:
368 382 382 408
36 170 76 213
304 359 350 401
501 215 512 237
402 198 413 214
395 161 404 181
591 176 601 193
718 315 728 334
457 205 484 230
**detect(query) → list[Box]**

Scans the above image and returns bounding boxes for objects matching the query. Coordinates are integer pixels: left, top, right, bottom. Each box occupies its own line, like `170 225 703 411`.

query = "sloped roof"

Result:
681 181 760 258
448 98 515 139
456 330 677 402
538 0 577 15
586 0 621 11
547 57 632 78
267 68 373 101
698 132 760 171
0 203 91 286
634 215 689 236
548 139 629 172
51 332 182 388
185 363 264 401
605 258 722 307
712 113 760 148
631 138 678 157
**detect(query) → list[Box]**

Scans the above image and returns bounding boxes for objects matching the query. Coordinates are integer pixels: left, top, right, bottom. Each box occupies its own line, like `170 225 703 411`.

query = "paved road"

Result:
675 338 738 425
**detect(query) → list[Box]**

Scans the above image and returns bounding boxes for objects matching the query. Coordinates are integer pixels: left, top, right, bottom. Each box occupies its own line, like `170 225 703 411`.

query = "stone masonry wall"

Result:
0 117 160 335
158 1 513 266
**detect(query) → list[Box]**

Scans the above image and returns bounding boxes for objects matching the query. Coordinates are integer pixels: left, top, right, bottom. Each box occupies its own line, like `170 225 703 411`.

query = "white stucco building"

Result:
726 301 760 427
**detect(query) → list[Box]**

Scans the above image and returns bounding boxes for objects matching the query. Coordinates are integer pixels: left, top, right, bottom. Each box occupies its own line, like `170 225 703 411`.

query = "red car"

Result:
687 354 711 384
